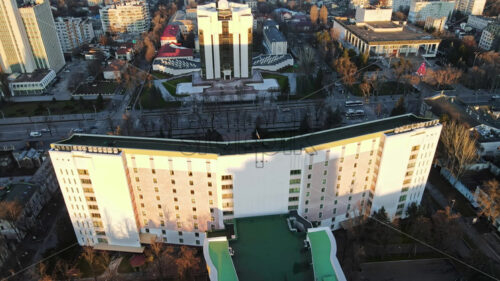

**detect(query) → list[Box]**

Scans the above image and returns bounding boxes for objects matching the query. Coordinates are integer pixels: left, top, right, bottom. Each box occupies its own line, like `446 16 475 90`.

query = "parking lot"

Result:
48 59 88 100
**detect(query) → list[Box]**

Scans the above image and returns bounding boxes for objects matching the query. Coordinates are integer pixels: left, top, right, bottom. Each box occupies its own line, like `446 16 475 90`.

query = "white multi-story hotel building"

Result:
49 114 441 252
55 17 95 53
408 0 455 23
454 0 486 15
19 0 65 73
100 0 150 34
479 22 500 51
197 0 253 80
0 0 37 73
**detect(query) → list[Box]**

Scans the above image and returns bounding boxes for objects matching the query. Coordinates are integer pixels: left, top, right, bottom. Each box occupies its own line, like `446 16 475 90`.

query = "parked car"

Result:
41 128 51 133
30 131 42 137
72 128 84 133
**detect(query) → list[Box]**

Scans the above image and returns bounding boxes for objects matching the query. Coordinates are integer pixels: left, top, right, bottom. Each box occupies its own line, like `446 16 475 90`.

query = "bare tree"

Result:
309 5 319 25
81 246 98 281
334 57 358 88
148 239 174 280
424 65 462 90
431 207 462 250
175 246 201 280
359 79 371 102
0 201 25 241
438 120 478 185
298 47 316 75
477 179 500 224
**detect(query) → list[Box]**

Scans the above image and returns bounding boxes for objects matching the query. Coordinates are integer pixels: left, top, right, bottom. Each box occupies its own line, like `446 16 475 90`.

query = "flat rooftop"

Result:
52 114 436 155
335 18 441 44
208 240 238 281
0 183 38 204
229 215 313 281
8 69 53 83
308 230 338 281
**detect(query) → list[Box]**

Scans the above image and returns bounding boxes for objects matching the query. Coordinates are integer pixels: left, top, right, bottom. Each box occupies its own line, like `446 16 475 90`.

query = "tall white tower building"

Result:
0 0 36 73
19 0 66 73
197 0 253 80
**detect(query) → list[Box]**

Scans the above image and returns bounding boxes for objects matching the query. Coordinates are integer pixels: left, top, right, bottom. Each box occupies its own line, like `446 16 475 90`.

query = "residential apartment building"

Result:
197 0 253 80
355 7 393 22
18 0 65 73
479 22 500 51
49 114 441 252
55 17 95 53
100 0 150 34
0 0 37 73
454 0 486 15
408 0 455 24
425 16 447 31
393 0 411 11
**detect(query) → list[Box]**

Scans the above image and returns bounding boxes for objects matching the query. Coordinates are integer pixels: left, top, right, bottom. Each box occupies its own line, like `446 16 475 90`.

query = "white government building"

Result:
49 114 441 252
197 0 253 80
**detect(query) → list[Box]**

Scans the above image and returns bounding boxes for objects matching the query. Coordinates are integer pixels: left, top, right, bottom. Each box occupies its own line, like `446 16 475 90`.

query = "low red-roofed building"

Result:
161 25 180 46
115 43 134 61
156 44 193 59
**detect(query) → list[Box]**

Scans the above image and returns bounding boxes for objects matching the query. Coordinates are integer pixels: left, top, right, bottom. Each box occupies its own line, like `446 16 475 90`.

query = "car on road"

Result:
71 128 84 133
30 131 42 137
41 128 51 133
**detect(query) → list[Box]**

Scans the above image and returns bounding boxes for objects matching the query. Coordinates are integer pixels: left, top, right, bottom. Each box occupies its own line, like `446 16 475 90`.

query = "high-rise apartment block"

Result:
454 0 486 15
100 0 150 34
0 0 37 73
55 17 95 53
50 115 441 252
18 0 66 73
408 0 455 23
197 0 253 80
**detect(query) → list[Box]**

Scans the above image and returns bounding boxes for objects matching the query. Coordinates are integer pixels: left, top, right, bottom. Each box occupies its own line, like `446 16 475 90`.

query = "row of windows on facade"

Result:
143 229 202 245
131 168 232 181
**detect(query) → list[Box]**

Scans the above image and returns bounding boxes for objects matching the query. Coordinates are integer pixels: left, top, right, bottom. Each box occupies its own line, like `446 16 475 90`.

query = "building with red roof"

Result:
156 44 193 59
161 25 180 46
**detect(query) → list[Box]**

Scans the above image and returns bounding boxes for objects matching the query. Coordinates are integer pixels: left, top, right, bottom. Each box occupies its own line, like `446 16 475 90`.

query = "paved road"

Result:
360 259 461 281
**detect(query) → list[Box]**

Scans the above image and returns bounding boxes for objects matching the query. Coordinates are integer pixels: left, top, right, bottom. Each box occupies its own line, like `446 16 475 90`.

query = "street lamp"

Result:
46 107 51 116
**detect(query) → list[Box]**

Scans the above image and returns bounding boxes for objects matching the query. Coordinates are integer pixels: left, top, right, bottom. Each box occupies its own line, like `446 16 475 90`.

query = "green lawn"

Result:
139 85 182 110
0 99 108 117
162 76 192 97
262 73 289 91
230 215 313 281
74 81 118 95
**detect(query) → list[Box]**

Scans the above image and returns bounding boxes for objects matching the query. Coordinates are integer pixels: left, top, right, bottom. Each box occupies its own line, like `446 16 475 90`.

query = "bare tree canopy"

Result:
477 179 500 223
438 120 478 182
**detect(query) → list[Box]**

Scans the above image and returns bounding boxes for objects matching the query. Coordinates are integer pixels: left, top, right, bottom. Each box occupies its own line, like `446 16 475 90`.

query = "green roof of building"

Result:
308 230 337 281
208 240 238 281
53 114 433 155
229 215 313 281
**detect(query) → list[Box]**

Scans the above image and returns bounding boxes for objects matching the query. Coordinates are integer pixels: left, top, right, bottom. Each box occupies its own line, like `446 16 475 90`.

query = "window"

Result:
156 196 160 200
307 174 312 179
320 204 324 209
85 196 96 202
208 191 213 196
171 180 175 185
154 187 159 192
307 183 311 188
88 205 98 210
348 196 352 201
305 200 309 205
399 195 407 202
157 204 162 209
152 169 156 174
306 192 310 197
337 175 341 180
81 179 92 184
333 208 336 214
188 171 193 176
340 157 344 163
176 214 181 219
78 169 88 175
290 179 301 184
83 187 94 193
134 177 139 182
322 179 326 184
195 232 200 237
91 213 101 218
321 188 325 192
161 220 165 226
320 196 324 200
175 205 179 210
397 203 404 209
191 190 195 195
178 231 183 236
153 178 157 183
191 199 196 203
209 200 214 205
174 197 178 202
208 182 212 187
308 165 312 170
207 172 212 178
290 169 301 175
305 208 309 213
179 238 184 243
347 204 351 210
222 184 233 189
170 171 175 175
173 188 177 193
355 154 359 159
323 170 327 175
223 211 233 215
319 212 323 218
222 193 233 199
193 215 198 219
324 161 328 166
189 180 194 185
288 205 298 210
289 187 300 193
133 168 138 173
222 175 232 180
